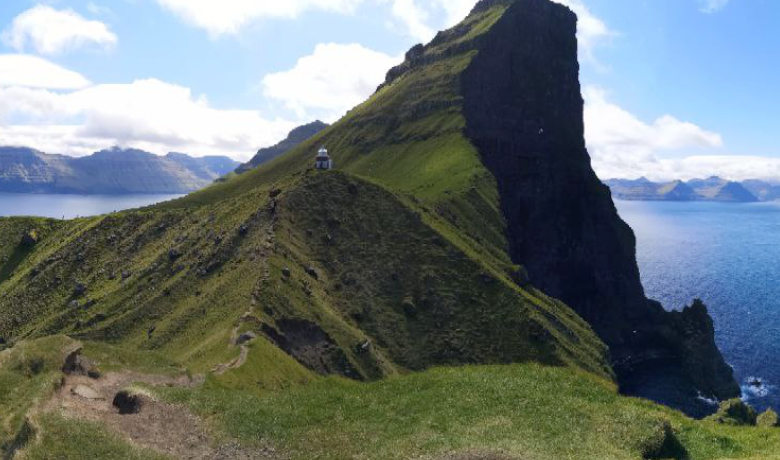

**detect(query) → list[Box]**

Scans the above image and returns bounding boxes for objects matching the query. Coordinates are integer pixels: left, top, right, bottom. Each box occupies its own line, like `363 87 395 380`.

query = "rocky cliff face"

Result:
0 147 238 194
460 0 739 415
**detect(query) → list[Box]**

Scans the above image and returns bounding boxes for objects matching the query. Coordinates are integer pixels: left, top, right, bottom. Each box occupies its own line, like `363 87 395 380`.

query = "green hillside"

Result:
0 0 775 458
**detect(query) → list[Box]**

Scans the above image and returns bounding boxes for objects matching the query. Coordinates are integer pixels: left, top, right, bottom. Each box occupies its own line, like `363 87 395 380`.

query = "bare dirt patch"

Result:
42 371 279 459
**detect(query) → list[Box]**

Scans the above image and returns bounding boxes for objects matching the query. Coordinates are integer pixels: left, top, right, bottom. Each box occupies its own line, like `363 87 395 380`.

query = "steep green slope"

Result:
165 3 513 275
0 171 610 383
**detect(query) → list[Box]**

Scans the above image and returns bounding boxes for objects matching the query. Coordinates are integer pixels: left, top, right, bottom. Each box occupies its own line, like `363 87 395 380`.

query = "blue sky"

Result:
0 0 777 180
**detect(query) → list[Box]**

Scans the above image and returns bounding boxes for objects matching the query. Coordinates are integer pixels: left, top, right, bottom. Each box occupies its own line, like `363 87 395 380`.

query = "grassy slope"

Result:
162 363 780 460
0 336 162 459
2 2 777 458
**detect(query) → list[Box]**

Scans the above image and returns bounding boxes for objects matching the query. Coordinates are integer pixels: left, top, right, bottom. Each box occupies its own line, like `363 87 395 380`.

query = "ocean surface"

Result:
0 193 183 219
616 200 780 412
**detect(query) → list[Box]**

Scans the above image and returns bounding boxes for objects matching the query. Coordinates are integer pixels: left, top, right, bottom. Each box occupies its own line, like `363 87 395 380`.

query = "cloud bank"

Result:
0 70 295 159
583 87 780 182
262 43 400 121
2 5 117 55
154 0 364 36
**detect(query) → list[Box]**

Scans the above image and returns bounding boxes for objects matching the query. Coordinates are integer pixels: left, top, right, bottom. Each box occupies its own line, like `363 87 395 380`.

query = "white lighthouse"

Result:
314 146 333 170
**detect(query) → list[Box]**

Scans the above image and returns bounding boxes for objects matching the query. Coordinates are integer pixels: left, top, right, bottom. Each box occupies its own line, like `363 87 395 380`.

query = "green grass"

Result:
0 335 78 455
161 363 780 460
23 413 168 460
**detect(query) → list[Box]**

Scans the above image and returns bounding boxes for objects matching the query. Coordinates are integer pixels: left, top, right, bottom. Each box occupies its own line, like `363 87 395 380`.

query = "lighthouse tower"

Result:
314 146 333 170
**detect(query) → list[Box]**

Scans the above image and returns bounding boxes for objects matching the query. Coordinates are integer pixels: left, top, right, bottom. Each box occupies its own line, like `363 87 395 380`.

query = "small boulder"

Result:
238 224 249 236
305 266 319 280
73 282 87 297
20 229 38 247
62 348 100 378
168 248 182 261
121 270 132 280
113 391 144 415
355 340 371 354
511 266 531 287
402 297 417 317
236 331 257 345
72 384 102 400
281 267 292 278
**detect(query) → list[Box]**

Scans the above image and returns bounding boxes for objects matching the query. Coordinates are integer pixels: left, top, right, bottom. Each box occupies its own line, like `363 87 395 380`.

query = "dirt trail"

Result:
212 218 275 376
41 371 279 459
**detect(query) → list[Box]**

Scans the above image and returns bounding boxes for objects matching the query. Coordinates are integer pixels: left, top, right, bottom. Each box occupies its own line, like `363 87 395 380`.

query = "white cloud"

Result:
0 79 296 159
552 0 615 62
390 0 434 42
262 43 400 121
154 0 364 36
582 86 780 181
0 54 90 89
2 5 117 55
699 0 729 13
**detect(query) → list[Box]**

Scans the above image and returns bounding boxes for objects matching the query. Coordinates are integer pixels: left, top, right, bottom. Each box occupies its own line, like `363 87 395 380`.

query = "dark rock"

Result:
269 188 282 198
62 348 99 378
73 282 86 297
402 297 417 317
238 224 249 236
511 266 531 287
168 248 182 260
236 331 257 345
20 229 38 246
121 270 131 280
281 267 291 278
113 391 144 414
355 340 371 354
459 0 738 414
305 266 319 280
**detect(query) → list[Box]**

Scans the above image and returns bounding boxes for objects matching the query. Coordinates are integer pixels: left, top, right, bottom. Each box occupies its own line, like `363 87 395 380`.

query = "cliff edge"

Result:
458 0 739 414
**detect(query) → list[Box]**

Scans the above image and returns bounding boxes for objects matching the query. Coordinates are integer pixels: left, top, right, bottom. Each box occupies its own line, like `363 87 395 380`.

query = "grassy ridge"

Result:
162 363 780 460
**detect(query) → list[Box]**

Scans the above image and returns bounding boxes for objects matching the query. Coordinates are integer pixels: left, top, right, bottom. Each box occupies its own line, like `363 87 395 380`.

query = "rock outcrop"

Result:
459 0 739 414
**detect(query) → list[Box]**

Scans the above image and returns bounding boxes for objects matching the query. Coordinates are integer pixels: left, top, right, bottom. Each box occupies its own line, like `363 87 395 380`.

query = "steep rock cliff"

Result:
458 0 739 414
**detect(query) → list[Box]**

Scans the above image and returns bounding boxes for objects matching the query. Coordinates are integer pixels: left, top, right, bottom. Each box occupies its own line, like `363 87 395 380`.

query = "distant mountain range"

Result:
605 176 780 202
0 147 239 194
235 120 328 174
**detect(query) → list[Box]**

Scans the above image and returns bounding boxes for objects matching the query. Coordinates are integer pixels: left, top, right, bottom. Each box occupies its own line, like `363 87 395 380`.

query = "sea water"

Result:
616 200 780 412
0 193 183 219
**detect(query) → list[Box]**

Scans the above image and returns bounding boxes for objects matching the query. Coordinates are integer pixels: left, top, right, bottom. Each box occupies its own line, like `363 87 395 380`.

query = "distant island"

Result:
605 176 780 202
0 146 239 194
